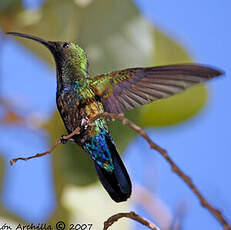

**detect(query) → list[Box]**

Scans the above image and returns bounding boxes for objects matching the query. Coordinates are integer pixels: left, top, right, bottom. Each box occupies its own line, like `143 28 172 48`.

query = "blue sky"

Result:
0 0 230 229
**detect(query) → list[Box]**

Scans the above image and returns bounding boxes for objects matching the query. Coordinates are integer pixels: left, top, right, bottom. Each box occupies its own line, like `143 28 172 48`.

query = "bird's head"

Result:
7 32 88 74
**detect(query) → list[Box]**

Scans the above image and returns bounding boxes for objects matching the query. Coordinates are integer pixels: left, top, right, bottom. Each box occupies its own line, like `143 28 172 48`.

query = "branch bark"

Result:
103 211 159 230
10 112 231 230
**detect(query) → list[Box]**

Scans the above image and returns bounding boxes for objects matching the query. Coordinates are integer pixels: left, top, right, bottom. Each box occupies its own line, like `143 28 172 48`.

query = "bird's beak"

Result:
6 32 55 50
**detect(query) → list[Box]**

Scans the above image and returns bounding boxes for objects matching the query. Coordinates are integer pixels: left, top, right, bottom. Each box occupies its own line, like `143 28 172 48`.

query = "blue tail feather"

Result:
83 131 132 202
94 135 132 202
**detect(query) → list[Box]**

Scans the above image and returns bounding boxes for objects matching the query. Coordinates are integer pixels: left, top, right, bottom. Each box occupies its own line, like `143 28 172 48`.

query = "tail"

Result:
94 136 132 202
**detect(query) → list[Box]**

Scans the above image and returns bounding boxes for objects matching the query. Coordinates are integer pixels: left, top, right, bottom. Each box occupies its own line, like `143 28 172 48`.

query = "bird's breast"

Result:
56 89 82 133
56 87 107 142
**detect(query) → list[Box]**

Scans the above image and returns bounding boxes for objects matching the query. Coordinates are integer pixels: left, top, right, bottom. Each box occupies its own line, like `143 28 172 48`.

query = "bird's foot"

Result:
60 135 75 144
60 135 68 144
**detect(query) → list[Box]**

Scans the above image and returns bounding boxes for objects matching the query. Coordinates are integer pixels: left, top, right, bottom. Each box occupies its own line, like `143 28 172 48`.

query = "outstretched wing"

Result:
92 64 223 114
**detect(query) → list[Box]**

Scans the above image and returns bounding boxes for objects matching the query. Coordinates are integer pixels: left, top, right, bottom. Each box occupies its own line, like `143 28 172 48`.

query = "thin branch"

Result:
9 112 231 230
10 127 80 165
103 211 159 230
10 140 60 166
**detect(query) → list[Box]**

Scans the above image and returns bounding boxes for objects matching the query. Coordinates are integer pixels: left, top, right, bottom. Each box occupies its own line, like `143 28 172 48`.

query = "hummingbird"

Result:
7 32 223 202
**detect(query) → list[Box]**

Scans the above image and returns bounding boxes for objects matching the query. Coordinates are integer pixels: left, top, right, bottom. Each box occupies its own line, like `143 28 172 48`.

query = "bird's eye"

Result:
63 42 69 48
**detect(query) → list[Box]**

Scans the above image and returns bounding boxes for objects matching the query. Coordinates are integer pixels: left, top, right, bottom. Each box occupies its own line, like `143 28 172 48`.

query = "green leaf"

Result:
140 85 207 127
57 143 98 186
153 28 192 65
0 0 21 13
109 108 141 154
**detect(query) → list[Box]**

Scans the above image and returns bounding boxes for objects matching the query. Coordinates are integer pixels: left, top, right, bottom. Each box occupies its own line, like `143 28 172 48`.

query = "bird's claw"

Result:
60 135 68 144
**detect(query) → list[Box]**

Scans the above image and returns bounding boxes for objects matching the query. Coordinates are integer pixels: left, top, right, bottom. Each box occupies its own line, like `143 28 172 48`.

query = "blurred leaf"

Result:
0 0 23 32
0 0 21 13
58 144 98 186
77 0 153 74
109 108 141 154
6 0 80 66
2 110 23 125
140 85 207 127
153 28 192 65
61 184 131 230
0 155 4 194
45 153 70 225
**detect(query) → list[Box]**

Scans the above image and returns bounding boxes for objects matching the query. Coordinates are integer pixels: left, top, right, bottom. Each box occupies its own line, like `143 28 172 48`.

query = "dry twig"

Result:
103 211 159 230
10 127 80 165
10 112 231 230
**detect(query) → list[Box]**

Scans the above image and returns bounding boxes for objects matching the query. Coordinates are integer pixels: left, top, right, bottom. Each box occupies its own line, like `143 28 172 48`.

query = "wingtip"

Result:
201 63 224 78
196 63 224 78
215 68 225 77
5 32 19 36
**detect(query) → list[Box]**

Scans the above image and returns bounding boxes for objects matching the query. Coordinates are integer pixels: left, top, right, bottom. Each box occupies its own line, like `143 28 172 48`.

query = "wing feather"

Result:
92 64 223 113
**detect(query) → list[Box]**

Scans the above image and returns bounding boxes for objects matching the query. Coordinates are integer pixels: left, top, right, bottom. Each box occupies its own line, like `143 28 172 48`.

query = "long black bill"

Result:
6 32 54 50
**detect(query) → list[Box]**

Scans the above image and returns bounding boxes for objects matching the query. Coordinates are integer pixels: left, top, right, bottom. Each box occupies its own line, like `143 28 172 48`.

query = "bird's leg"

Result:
60 135 76 144
60 127 81 144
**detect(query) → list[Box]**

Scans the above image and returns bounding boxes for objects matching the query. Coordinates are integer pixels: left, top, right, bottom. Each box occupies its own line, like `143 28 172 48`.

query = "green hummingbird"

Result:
7 32 223 202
